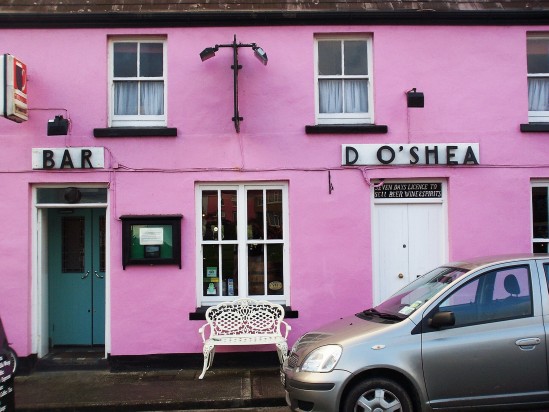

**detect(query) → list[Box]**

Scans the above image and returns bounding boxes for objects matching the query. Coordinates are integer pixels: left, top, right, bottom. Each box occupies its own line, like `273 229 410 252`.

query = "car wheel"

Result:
6 346 17 375
343 378 413 412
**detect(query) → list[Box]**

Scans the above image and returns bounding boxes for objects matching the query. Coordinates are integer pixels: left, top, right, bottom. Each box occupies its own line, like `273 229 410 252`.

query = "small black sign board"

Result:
374 182 442 199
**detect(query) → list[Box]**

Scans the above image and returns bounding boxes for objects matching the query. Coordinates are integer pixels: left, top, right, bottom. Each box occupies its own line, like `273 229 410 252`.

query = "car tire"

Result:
343 377 414 412
6 346 17 375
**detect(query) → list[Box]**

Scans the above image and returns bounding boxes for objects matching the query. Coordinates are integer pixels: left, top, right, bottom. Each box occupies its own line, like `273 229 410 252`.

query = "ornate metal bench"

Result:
198 298 291 379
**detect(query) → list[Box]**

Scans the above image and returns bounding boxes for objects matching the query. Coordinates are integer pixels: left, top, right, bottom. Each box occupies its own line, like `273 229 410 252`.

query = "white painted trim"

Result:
31 184 110 358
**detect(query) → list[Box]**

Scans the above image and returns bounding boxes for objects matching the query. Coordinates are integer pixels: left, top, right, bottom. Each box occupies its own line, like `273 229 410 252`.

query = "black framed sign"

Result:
120 215 182 269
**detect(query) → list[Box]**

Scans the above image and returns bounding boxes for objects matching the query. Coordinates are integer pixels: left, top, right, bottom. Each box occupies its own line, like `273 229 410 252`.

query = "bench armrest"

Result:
280 320 291 339
198 323 210 343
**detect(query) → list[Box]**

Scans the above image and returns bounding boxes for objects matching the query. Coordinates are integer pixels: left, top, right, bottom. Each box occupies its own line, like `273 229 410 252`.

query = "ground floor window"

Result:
196 183 289 306
532 182 549 252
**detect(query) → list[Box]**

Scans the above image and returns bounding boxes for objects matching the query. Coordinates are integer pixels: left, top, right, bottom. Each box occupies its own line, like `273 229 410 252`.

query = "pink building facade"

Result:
2 4 549 367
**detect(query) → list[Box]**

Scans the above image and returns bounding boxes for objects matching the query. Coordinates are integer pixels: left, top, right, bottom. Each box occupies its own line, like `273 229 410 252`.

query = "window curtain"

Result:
114 82 138 115
529 78 549 111
141 81 164 115
319 79 368 114
114 81 164 115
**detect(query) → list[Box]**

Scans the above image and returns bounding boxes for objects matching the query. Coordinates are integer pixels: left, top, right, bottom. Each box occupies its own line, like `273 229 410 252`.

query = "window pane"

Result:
344 80 368 113
221 245 238 296
534 242 548 253
37 188 107 204
202 191 218 241
344 40 368 75
528 78 549 111
438 266 532 328
221 190 237 241
532 187 548 238
528 37 549 74
140 81 164 115
247 190 264 240
140 43 163 77
114 81 138 115
62 217 85 273
248 244 264 295
319 79 343 113
203 244 220 296
267 244 284 295
267 190 283 239
318 41 342 75
113 42 138 77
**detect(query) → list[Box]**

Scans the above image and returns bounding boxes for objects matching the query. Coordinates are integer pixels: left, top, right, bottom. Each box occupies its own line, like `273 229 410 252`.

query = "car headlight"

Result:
300 345 342 372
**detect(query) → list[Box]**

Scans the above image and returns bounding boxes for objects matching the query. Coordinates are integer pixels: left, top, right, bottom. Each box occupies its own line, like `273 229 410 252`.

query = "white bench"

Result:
198 298 291 379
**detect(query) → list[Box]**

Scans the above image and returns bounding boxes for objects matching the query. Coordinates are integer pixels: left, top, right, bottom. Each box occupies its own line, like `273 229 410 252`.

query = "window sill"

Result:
520 123 549 132
189 306 299 320
305 124 388 134
94 127 178 138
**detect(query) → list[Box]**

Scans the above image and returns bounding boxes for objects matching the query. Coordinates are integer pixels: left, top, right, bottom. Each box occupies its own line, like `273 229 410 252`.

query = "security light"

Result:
200 35 269 132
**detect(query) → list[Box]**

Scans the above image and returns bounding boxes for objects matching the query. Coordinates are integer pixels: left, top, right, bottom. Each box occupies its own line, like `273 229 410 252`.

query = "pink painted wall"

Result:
0 24 546 358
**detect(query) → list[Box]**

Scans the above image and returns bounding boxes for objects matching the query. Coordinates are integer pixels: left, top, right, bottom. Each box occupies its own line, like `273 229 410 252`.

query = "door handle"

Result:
515 337 541 350
398 273 404 279
94 270 104 279
81 270 90 279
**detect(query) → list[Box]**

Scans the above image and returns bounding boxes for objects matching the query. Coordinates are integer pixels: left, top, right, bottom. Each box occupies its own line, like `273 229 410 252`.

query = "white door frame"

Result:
31 185 110 358
371 180 448 305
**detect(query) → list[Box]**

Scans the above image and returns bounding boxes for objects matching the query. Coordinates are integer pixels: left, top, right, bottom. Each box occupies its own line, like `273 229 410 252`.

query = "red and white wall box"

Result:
1 54 28 123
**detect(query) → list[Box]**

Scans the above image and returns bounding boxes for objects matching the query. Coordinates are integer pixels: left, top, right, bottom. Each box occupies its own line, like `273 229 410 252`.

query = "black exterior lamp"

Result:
47 115 69 135
406 88 425 108
200 35 268 133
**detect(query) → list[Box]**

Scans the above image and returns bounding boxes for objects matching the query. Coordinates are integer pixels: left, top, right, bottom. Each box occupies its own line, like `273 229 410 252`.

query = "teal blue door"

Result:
48 209 106 346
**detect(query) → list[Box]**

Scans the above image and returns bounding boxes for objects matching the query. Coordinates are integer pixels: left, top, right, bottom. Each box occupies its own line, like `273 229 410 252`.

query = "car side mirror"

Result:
429 311 455 329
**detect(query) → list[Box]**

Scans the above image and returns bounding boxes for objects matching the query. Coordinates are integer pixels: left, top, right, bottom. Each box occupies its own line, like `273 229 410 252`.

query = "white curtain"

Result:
114 81 164 115
319 80 342 113
114 82 138 115
319 79 367 114
141 81 164 115
529 78 549 111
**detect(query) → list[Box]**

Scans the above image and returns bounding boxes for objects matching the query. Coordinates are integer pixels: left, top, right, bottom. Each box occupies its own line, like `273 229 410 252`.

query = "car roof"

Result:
445 253 549 271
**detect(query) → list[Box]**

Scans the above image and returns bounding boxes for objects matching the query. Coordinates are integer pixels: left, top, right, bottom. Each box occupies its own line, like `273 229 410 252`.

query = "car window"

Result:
437 265 533 328
544 263 549 292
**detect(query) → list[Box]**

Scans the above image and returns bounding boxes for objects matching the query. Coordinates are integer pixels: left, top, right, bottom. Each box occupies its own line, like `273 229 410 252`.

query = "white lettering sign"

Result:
342 143 480 166
32 147 105 169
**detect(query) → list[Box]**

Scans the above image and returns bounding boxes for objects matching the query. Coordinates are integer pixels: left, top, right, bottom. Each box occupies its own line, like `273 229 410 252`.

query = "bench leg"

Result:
275 342 288 364
199 343 215 379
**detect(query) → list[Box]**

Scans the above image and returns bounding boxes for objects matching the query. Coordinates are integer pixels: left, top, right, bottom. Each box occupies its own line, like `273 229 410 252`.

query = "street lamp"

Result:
200 35 268 133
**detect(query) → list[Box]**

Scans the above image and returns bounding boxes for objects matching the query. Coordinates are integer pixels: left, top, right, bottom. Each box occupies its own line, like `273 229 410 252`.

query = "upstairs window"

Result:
527 35 549 123
109 38 167 127
315 36 373 125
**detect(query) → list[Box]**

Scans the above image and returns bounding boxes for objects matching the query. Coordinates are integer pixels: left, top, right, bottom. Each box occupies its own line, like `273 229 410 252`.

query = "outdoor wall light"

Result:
406 88 424 108
200 35 268 132
47 115 69 135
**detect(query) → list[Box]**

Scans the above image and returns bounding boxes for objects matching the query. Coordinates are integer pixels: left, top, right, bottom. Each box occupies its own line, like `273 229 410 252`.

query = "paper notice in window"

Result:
139 227 164 245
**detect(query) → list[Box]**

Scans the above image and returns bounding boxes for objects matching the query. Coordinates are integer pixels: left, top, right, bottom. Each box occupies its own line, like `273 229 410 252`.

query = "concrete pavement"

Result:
15 367 289 411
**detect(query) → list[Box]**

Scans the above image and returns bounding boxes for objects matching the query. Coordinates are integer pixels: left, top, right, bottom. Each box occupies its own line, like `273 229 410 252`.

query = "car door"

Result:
421 261 549 409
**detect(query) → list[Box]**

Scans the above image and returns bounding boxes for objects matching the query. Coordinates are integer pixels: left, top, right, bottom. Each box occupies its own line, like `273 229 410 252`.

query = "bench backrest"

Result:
206 298 285 336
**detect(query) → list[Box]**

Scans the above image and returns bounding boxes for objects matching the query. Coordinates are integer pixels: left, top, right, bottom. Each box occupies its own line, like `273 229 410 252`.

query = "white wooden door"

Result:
374 203 445 303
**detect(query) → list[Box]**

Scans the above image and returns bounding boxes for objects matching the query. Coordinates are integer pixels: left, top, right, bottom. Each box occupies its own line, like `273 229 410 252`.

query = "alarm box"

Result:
1 54 28 123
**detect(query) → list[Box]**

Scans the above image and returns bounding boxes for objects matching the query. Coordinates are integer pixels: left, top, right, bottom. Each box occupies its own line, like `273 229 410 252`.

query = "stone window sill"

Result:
94 127 178 137
305 124 388 134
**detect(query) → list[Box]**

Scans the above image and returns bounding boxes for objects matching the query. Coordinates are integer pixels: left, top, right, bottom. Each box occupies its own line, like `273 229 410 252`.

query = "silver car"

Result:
282 254 549 411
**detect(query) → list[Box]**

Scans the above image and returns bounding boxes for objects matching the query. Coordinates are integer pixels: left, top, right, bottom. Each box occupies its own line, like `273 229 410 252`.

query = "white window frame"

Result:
108 37 167 127
195 182 290 307
314 35 374 125
528 34 549 123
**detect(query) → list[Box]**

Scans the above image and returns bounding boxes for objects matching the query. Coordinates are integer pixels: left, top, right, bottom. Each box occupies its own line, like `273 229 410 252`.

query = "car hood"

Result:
292 314 406 355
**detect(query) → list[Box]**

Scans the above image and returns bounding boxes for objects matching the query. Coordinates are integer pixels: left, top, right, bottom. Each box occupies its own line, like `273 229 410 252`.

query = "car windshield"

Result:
359 266 468 321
